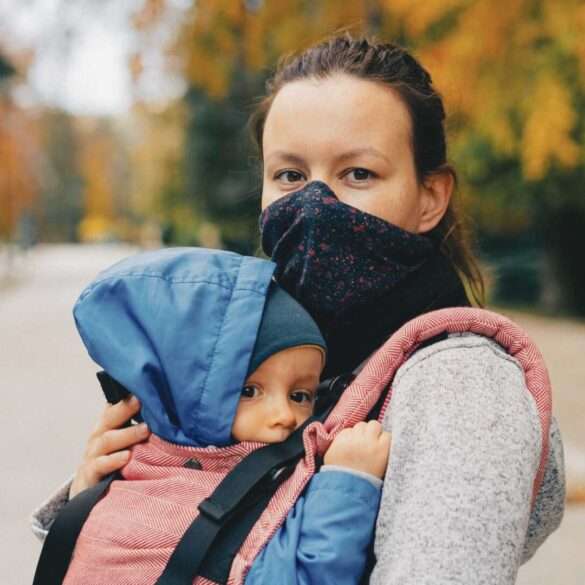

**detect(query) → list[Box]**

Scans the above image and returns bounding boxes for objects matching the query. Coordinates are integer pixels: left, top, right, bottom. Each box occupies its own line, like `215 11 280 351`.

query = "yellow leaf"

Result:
522 74 580 180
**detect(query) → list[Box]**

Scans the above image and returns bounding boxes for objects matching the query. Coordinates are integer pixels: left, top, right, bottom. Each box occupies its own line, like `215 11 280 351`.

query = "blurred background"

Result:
0 1 583 584
1 0 585 312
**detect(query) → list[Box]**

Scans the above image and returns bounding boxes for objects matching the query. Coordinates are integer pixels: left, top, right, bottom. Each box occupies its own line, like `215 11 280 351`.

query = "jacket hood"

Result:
73 247 276 447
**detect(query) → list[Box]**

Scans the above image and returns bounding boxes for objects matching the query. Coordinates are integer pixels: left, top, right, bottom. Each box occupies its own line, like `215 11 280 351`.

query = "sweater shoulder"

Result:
394 332 524 386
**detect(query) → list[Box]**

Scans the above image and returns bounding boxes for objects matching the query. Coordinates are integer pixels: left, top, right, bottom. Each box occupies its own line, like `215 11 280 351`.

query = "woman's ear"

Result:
417 169 454 233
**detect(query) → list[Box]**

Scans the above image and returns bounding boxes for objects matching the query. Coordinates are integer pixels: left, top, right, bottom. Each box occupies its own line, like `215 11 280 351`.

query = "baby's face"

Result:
231 346 323 443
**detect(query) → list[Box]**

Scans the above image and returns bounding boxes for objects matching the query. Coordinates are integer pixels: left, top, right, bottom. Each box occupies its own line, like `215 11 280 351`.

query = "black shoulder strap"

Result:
96 371 131 405
155 417 312 584
32 372 132 585
37 336 436 585
200 331 451 584
32 473 119 585
31 418 313 585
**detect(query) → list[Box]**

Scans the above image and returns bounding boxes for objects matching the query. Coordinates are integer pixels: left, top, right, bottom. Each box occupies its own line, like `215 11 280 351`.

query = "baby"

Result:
61 248 390 585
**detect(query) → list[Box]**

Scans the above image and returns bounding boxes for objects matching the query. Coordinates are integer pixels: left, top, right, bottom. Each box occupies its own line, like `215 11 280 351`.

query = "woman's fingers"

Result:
70 397 149 499
87 422 150 458
69 451 131 499
92 396 142 436
71 422 149 498
84 451 133 485
93 451 131 476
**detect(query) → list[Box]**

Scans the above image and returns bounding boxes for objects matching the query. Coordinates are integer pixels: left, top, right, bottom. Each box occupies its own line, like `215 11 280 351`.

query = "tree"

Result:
36 110 84 242
406 0 585 312
131 0 585 311
132 0 381 251
0 53 40 243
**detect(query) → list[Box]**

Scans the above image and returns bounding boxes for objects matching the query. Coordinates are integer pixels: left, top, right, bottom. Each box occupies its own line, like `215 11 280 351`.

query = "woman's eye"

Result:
346 168 375 182
241 385 260 399
290 390 314 405
274 169 305 184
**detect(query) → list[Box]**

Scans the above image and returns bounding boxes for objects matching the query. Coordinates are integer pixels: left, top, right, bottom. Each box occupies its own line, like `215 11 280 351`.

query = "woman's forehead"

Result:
263 74 412 159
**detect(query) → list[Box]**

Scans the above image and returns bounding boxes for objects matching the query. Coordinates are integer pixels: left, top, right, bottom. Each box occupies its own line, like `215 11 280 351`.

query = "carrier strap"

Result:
31 416 314 585
32 473 119 585
156 416 314 584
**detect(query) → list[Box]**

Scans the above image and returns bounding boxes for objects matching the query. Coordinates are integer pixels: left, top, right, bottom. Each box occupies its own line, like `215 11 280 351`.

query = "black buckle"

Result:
198 498 228 523
314 373 355 416
96 371 131 405
267 463 295 486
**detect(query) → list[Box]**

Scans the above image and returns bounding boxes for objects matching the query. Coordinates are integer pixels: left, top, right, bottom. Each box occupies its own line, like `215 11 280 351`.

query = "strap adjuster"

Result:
198 498 228 523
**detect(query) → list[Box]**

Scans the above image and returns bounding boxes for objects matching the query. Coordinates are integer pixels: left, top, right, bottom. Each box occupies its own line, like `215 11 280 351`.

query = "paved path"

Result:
503 308 585 585
1 244 583 584
1 244 137 585
503 308 585 503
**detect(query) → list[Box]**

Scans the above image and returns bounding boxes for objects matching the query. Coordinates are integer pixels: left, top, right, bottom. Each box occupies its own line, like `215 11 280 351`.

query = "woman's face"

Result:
261 73 447 233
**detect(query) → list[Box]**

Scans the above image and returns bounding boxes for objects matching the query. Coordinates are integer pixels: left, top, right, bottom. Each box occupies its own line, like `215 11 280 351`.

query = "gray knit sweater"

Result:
371 333 564 585
32 333 565 584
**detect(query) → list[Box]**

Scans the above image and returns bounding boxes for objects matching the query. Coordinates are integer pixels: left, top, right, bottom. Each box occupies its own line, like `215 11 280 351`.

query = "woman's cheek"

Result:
261 185 283 210
335 185 388 218
359 183 422 230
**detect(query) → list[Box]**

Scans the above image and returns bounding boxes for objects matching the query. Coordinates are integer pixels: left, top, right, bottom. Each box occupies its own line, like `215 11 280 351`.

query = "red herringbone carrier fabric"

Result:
63 308 552 585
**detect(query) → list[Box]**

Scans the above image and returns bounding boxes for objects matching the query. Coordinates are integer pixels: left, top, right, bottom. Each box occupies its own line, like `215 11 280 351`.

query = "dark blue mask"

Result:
259 181 436 329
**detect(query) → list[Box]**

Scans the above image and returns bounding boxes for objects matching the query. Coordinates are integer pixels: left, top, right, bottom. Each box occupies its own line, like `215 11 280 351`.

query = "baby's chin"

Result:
262 429 295 444
235 428 295 444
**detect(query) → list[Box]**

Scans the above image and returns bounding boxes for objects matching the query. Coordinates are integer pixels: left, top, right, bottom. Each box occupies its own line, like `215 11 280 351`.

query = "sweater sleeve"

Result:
30 477 73 541
522 414 565 562
369 333 564 585
245 469 381 585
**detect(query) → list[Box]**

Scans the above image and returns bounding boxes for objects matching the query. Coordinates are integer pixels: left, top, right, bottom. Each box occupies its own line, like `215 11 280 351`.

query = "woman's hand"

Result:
324 420 391 479
69 396 150 499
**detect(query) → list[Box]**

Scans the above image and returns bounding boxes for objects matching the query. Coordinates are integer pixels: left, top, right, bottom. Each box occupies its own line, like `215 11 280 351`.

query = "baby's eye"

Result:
274 169 306 184
241 385 261 399
290 390 314 405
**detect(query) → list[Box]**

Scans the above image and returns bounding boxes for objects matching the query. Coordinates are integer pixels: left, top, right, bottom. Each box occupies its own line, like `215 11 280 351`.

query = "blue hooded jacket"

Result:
73 247 380 585
74 247 275 447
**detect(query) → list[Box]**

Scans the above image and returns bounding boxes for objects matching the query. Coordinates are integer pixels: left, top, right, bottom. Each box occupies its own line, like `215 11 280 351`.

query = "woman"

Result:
33 35 564 584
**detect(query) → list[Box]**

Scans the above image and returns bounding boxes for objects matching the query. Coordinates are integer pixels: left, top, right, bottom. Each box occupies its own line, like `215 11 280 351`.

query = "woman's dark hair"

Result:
249 33 485 305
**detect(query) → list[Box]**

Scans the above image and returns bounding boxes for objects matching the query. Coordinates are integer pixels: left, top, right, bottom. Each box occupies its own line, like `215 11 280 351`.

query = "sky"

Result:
0 0 188 115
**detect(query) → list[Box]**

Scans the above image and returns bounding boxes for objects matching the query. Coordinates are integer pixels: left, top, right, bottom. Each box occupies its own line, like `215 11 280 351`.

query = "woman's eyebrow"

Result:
265 148 390 168
264 151 307 167
334 148 391 164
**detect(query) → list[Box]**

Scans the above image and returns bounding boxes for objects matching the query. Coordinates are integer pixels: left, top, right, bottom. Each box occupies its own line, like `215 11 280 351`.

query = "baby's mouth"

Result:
266 429 293 443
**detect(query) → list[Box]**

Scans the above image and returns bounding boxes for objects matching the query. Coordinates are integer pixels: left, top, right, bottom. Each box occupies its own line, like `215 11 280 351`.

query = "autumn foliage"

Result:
0 91 40 240
149 0 584 185
135 0 584 309
2 1 584 308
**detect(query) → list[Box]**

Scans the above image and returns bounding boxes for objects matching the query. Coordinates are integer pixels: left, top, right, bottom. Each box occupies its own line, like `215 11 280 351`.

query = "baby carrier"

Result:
33 250 552 585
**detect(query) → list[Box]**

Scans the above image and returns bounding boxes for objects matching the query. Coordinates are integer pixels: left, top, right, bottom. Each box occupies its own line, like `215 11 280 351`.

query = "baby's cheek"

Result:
295 408 313 427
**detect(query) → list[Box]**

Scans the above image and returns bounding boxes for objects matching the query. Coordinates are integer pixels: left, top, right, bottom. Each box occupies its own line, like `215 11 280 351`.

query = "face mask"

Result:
259 181 436 329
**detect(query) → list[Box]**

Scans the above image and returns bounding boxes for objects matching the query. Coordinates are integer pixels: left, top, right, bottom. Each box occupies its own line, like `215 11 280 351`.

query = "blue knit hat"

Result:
247 283 326 376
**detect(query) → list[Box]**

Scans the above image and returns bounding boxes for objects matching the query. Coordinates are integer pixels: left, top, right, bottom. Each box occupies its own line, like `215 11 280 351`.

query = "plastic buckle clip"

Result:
198 498 228 523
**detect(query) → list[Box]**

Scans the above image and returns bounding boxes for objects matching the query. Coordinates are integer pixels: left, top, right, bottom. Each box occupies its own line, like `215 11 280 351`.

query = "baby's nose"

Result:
270 398 297 429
